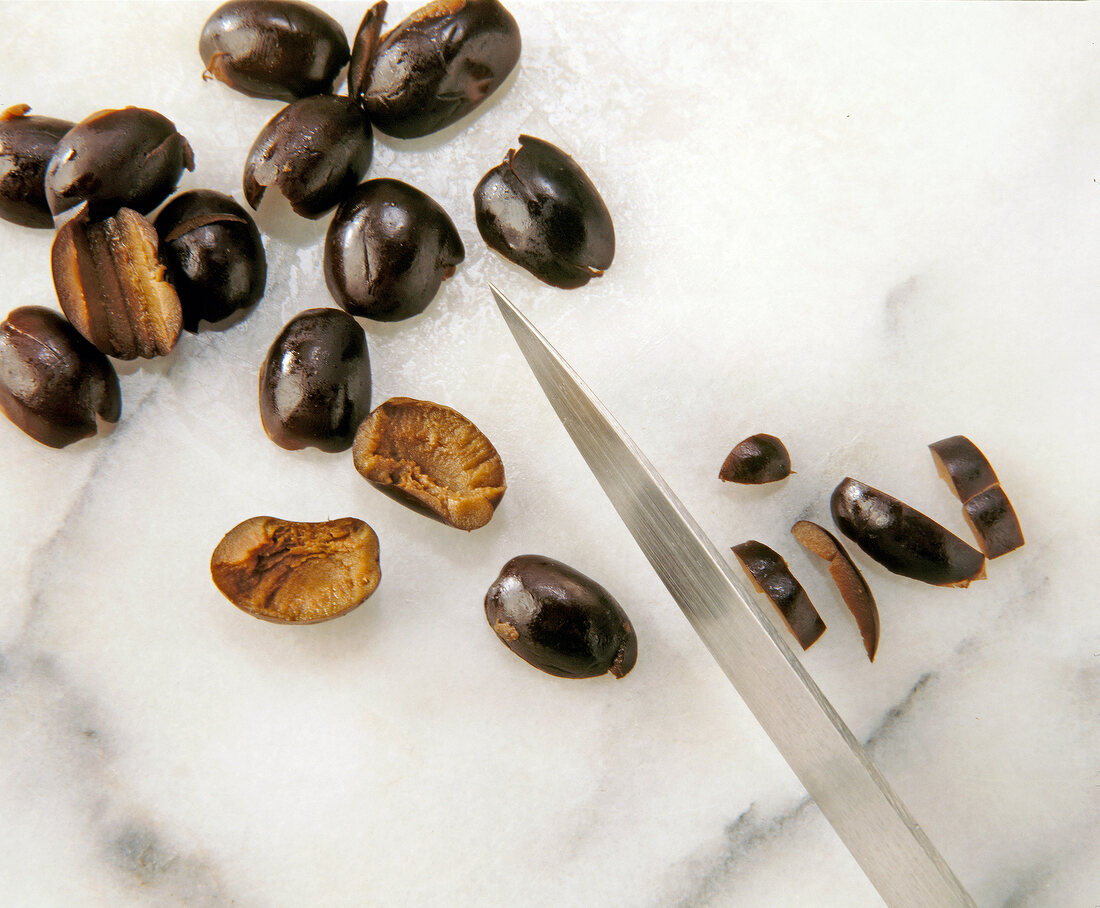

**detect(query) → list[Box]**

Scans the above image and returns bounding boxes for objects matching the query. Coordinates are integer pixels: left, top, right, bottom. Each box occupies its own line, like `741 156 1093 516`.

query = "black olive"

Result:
323 178 464 321
154 190 266 331
719 434 793 485
474 135 614 289
354 0 521 139
0 306 121 448
243 95 373 220
484 555 637 679
0 105 74 228
44 107 194 219
199 0 350 102
732 540 825 651
259 308 372 453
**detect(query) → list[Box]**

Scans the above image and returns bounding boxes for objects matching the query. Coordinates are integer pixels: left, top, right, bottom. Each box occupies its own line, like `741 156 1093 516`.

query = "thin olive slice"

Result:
719 434 792 484
732 540 825 650
929 435 999 502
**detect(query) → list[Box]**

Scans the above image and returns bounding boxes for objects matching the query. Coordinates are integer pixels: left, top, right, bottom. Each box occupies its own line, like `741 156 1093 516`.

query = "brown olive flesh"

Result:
484 555 637 679
474 135 614 289
44 107 194 219
154 190 266 331
243 95 373 220
259 308 372 453
199 0 350 101
791 520 879 661
0 105 74 228
210 516 381 624
831 477 986 587
719 434 792 484
323 178 464 321
356 0 521 139
352 397 506 531
51 207 183 360
732 540 825 650
963 485 1025 559
0 306 120 447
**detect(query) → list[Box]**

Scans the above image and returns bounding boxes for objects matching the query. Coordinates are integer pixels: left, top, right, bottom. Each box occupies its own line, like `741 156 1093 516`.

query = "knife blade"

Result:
489 283 975 908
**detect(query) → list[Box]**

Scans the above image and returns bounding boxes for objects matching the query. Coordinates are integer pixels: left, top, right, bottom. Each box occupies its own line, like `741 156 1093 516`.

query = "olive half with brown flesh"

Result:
0 105 74 228
484 555 637 679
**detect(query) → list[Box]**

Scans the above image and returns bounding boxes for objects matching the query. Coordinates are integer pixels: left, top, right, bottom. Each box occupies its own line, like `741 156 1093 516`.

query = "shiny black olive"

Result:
484 555 637 679
473 135 614 289
354 0 521 139
0 105 74 228
199 0 350 102
44 107 194 219
0 306 121 448
259 308 372 453
154 190 266 331
243 95 373 220
719 434 793 485
323 178 464 321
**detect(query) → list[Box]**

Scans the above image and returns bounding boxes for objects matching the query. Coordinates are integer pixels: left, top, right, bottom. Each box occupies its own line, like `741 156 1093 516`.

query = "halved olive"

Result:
720 434 792 485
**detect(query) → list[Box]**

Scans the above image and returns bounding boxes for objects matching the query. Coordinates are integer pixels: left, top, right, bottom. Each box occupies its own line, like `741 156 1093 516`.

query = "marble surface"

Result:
2 2 1099 906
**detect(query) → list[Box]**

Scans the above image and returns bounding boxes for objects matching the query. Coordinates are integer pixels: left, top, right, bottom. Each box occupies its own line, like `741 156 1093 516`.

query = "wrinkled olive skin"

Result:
154 190 266 331
243 96 373 219
474 135 614 289
45 107 194 219
0 306 121 448
323 179 464 321
485 555 637 680
0 105 74 228
259 308 372 453
200 0 350 101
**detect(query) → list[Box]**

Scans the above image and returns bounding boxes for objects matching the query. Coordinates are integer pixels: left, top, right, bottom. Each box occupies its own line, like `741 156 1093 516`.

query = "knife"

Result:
489 283 976 908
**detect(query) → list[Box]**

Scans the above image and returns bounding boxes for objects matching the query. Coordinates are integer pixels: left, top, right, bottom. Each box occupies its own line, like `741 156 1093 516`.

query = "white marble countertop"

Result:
2 2 1099 906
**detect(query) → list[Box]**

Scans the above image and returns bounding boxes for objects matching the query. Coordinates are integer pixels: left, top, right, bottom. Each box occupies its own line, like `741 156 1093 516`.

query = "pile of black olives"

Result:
1 0 631 682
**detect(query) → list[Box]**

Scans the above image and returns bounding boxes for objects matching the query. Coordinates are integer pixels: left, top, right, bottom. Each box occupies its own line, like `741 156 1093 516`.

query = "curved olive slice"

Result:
0 306 121 448
51 207 183 360
356 0 521 139
243 95 373 219
485 555 637 679
0 105 74 228
347 1 388 102
831 477 986 588
474 134 614 289
199 0 350 101
154 190 266 331
259 308 372 453
45 107 194 219
323 178 464 321
352 397 506 531
792 520 879 661
210 516 381 624
719 434 792 484
929 435 999 502
732 540 825 650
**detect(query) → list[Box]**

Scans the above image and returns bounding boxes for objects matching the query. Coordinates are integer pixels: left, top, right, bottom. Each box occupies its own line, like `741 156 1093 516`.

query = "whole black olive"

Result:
154 190 266 331
0 306 121 448
243 95 373 220
354 0 522 139
44 107 194 219
484 555 637 679
199 0 350 101
0 105 74 228
323 179 464 321
474 135 614 289
259 308 372 453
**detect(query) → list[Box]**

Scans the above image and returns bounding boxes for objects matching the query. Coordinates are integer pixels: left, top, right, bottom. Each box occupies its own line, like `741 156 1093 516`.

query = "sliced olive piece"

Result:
211 516 380 624
719 434 792 484
929 435 999 502
0 104 74 228
485 554 637 679
963 485 1025 559
830 477 986 588
791 520 879 661
352 397 506 531
347 1 388 102
731 540 825 650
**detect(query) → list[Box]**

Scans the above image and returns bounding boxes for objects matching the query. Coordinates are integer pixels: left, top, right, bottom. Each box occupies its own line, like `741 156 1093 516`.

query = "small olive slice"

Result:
929 435 999 502
484 554 637 679
732 540 825 650
211 516 381 624
792 520 879 661
352 397 506 531
719 434 792 484
831 477 986 588
0 104 74 228
51 207 183 360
